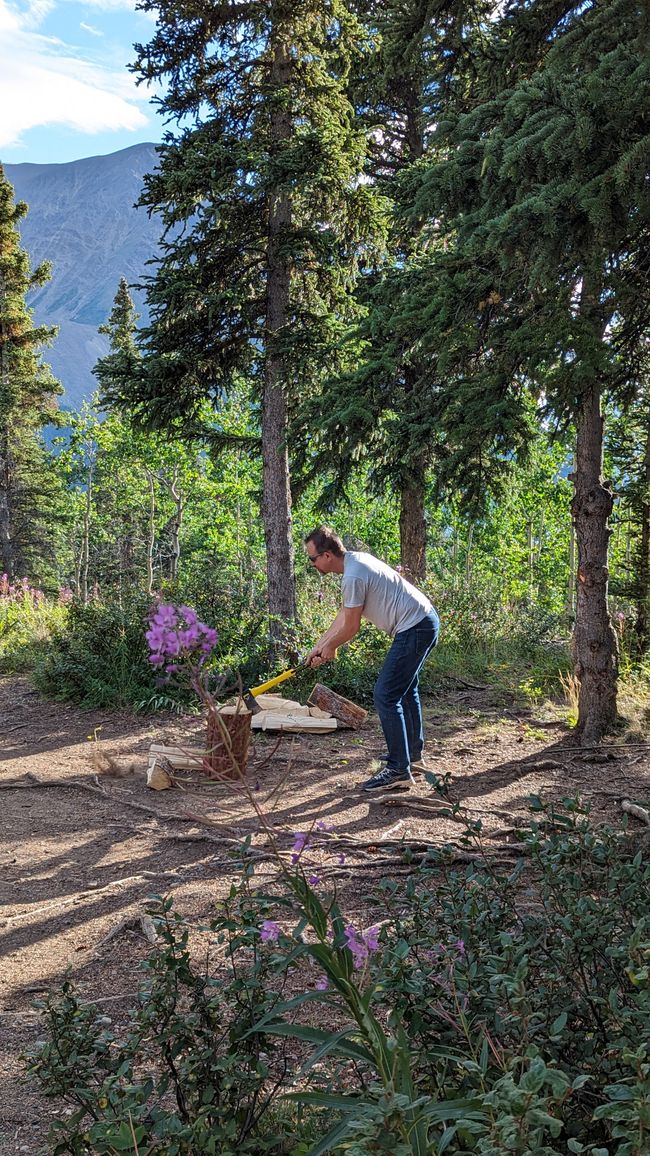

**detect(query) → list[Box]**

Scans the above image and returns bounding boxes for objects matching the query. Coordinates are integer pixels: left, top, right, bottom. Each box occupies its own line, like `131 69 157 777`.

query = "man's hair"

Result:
304 525 345 557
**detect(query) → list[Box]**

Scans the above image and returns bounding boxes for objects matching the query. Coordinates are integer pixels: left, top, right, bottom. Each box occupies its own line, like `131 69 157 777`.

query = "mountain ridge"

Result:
5 142 162 410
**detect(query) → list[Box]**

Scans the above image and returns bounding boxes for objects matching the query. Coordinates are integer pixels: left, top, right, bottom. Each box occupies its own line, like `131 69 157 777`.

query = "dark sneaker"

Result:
361 765 413 792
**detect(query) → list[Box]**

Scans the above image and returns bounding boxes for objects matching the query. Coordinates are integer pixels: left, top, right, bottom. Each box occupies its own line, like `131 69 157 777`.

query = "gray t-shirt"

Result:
342 551 433 637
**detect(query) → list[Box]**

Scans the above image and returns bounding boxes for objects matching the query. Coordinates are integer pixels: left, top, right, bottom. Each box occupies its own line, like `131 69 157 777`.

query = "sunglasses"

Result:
307 551 325 563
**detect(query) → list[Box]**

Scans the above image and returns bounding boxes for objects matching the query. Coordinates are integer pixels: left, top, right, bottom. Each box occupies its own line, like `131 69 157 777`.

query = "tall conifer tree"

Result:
105 0 384 635
381 0 649 740
294 0 494 578
0 167 62 581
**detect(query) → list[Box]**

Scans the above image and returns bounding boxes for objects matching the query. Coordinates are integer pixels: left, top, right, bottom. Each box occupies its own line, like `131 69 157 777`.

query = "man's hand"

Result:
306 643 338 668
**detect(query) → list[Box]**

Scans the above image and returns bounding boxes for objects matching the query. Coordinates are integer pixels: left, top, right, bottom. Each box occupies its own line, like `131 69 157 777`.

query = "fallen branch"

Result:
367 795 464 819
3 772 206 826
0 772 110 798
442 675 488 691
2 869 188 925
552 742 650 754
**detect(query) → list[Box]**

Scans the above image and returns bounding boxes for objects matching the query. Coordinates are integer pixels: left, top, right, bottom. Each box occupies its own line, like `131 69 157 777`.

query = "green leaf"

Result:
304 1114 354 1156
286 1091 362 1111
261 1022 374 1063
418 1098 486 1125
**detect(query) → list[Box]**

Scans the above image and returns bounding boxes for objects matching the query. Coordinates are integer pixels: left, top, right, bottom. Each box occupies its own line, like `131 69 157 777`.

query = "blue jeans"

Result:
373 611 439 772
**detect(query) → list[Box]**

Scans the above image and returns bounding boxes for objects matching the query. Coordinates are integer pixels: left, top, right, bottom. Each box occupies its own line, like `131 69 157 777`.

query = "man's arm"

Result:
306 605 363 667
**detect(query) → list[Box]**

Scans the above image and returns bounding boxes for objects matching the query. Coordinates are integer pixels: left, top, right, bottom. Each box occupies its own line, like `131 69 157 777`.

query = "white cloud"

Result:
80 21 104 36
0 0 150 150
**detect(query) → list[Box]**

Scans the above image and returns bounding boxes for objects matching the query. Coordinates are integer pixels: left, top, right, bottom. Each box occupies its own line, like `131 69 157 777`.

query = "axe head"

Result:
243 689 262 714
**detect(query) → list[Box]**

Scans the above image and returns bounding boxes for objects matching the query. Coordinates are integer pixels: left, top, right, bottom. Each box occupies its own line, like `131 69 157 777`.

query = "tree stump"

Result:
307 683 368 729
205 706 252 779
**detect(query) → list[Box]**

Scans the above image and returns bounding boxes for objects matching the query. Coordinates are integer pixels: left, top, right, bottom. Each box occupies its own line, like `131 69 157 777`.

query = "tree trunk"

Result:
571 382 619 743
81 456 93 606
0 428 13 579
145 469 155 596
634 415 650 654
566 518 576 618
262 34 296 636
161 467 183 583
465 522 474 587
399 470 427 581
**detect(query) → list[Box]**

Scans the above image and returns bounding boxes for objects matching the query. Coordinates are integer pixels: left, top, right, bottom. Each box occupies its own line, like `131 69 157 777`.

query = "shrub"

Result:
26 802 650 1155
31 597 182 711
0 575 69 672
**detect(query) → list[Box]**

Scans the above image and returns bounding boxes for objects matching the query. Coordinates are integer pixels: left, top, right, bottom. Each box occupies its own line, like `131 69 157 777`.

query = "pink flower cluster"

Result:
344 924 381 970
260 920 281 942
146 603 218 674
0 574 44 604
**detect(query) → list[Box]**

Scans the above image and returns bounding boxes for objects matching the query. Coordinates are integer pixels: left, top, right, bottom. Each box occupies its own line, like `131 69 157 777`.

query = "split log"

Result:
148 743 207 771
251 711 337 733
146 759 174 790
96 913 158 949
621 798 650 826
308 683 368 729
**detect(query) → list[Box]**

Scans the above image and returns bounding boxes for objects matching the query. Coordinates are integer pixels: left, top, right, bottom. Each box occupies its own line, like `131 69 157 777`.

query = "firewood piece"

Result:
621 798 650 826
308 683 368 729
146 759 174 791
251 711 337 733
148 743 208 770
96 913 159 949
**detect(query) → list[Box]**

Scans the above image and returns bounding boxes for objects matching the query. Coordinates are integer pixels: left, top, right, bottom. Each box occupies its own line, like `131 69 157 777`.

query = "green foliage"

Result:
26 804 650 1155
0 165 66 582
101 0 386 430
32 597 167 711
0 576 69 672
25 887 295 1155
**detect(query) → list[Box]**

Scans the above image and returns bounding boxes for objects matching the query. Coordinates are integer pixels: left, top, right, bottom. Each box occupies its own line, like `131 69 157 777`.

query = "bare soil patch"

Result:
1 675 648 1153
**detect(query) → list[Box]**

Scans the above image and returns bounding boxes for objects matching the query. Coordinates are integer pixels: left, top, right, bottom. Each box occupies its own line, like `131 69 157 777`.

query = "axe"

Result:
242 664 309 714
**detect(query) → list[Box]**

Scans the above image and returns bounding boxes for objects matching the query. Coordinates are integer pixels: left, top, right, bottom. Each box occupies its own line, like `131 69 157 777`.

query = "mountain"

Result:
5 143 162 411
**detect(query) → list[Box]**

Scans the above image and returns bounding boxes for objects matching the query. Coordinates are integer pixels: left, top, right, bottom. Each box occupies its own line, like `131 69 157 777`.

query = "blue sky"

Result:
0 0 165 165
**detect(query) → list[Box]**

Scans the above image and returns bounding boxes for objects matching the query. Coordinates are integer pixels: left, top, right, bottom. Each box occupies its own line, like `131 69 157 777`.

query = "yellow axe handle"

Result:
249 668 298 697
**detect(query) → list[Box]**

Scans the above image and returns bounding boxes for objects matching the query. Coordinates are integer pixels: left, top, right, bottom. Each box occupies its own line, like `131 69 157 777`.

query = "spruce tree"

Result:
104 0 384 636
369 0 648 741
294 0 494 578
0 166 62 581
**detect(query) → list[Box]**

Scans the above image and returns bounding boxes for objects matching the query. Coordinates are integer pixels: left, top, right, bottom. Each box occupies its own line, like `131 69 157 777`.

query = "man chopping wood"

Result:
304 526 439 792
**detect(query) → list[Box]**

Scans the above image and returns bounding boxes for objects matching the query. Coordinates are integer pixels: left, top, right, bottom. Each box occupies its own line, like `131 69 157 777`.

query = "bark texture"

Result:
0 429 13 579
262 34 296 636
399 471 427 581
572 383 619 743
634 419 650 654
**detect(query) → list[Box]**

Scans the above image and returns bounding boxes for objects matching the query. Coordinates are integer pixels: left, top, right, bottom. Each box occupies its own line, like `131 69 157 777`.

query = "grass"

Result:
0 597 69 673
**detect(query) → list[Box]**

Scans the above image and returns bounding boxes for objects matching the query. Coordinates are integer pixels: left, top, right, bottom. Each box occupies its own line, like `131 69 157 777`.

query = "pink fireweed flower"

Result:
364 926 381 952
344 925 368 970
260 920 281 942
146 603 219 674
291 832 309 863
343 924 382 970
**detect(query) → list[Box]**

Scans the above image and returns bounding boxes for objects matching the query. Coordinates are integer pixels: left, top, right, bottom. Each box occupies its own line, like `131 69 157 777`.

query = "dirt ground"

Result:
1 674 649 1154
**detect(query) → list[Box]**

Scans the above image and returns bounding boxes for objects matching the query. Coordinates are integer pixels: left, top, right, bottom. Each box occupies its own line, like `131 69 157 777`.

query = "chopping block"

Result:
307 683 368 729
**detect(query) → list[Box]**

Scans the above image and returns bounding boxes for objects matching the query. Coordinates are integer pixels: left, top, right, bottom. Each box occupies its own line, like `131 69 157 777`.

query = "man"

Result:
304 526 439 791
